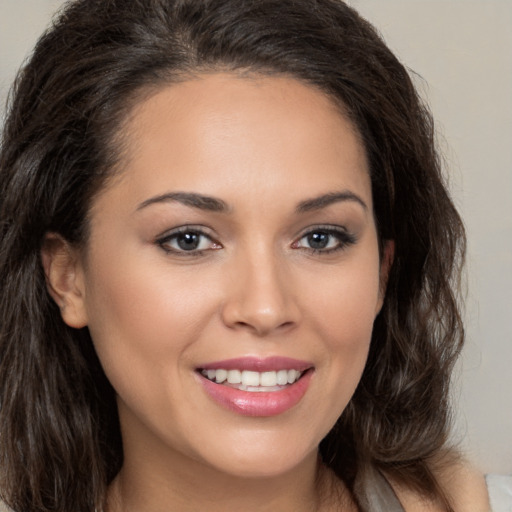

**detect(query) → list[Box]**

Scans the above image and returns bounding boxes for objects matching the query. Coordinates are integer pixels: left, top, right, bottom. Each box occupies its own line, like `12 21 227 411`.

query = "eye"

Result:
157 227 221 255
293 227 356 254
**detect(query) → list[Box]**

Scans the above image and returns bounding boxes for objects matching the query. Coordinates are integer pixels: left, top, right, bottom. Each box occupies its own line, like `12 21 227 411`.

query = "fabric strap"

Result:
354 464 406 512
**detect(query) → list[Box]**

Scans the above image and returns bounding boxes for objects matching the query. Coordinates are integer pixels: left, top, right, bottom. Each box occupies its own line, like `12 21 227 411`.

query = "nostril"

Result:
275 321 296 332
228 317 297 337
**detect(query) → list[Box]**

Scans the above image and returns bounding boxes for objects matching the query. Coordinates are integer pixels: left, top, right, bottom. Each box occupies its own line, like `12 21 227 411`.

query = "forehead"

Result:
96 73 371 214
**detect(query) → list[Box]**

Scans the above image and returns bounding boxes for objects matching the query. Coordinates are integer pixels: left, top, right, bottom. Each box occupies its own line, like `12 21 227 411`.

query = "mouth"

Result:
196 357 314 416
198 368 305 392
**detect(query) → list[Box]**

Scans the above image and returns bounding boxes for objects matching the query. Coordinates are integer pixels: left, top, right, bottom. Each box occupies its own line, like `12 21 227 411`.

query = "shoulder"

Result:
436 461 490 512
392 459 490 512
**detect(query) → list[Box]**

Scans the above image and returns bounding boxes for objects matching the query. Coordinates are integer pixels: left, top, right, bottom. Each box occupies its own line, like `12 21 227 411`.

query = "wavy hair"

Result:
0 0 465 510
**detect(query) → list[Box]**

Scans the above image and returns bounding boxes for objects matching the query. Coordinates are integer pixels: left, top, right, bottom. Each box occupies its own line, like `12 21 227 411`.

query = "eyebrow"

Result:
136 189 367 214
137 192 229 212
296 191 368 213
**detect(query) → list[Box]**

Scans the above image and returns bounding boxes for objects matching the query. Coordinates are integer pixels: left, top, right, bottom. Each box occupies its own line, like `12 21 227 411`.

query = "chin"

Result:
192 431 319 480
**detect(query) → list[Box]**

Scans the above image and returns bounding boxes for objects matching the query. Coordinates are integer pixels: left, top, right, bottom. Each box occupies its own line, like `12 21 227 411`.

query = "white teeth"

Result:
277 369 288 385
227 369 241 384
201 368 304 389
241 370 260 387
260 371 277 387
214 369 227 383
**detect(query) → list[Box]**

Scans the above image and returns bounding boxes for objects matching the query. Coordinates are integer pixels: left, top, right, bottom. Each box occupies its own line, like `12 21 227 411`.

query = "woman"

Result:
0 0 489 510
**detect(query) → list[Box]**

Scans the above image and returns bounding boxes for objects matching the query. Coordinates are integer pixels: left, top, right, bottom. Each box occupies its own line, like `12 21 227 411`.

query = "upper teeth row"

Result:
201 369 302 387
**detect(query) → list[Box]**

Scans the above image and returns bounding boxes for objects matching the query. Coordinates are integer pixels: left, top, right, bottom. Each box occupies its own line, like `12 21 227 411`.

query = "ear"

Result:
40 233 88 328
376 239 395 314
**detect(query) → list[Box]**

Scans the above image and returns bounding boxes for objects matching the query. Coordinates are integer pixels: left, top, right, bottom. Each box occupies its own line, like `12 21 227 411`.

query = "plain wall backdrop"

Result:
1 0 511 475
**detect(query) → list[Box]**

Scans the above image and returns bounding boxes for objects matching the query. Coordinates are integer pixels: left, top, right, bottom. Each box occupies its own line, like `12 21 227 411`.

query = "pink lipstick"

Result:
196 357 313 417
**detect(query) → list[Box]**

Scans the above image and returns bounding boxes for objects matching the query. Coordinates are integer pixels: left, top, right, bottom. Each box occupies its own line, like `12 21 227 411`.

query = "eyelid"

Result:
156 224 215 239
155 225 222 255
292 224 357 253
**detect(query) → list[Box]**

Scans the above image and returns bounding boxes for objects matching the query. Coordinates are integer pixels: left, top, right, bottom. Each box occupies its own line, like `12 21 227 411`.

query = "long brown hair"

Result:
0 1 465 510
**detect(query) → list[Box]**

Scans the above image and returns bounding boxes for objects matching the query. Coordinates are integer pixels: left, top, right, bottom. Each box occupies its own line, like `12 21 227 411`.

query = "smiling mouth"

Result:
197 361 314 416
198 368 306 392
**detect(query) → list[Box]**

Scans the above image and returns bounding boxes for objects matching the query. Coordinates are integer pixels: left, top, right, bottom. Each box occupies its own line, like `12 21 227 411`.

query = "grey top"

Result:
354 465 406 512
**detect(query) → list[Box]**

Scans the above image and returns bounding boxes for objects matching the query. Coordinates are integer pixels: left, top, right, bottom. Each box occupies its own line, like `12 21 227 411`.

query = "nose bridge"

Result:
221 241 298 335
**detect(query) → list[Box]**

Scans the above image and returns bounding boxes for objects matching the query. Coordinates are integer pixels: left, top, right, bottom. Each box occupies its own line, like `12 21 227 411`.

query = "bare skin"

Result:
106 458 355 512
42 73 489 512
392 461 490 512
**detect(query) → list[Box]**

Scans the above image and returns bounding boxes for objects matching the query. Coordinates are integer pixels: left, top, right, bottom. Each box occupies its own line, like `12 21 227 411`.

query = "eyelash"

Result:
293 225 357 254
156 225 357 256
156 226 221 257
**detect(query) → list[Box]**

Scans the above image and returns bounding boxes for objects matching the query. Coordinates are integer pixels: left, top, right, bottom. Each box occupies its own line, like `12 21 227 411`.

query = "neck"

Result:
107 446 349 512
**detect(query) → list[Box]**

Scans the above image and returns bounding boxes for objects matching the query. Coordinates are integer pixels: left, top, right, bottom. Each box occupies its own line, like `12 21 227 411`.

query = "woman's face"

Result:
73 74 387 478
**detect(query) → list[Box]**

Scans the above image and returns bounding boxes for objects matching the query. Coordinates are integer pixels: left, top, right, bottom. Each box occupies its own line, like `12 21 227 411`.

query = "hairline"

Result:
81 66 374 251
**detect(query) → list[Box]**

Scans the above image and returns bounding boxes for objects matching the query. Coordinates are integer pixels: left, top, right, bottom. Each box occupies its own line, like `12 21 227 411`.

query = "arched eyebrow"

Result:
296 191 367 213
136 190 366 214
136 192 229 212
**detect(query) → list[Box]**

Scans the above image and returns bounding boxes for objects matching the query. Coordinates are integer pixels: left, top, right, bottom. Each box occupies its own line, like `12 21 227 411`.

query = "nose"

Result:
221 249 300 337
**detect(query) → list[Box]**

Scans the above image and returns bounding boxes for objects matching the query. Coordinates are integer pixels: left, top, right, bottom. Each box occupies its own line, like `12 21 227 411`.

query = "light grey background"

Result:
1 0 511 474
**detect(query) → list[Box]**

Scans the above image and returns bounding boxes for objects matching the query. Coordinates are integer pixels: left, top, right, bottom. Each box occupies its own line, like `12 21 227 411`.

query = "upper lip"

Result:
197 356 313 372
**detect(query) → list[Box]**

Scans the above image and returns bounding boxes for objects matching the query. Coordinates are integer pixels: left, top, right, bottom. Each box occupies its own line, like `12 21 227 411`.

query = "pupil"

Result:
177 232 200 250
308 232 329 249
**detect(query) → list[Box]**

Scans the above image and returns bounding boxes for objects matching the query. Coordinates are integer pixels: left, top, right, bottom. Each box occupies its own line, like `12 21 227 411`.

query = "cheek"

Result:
306 256 381 346
302 255 381 407
82 259 226 449
82 252 219 394
86 252 211 334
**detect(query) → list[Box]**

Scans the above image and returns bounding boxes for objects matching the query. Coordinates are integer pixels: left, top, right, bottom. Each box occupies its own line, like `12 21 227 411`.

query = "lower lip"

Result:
198 370 313 417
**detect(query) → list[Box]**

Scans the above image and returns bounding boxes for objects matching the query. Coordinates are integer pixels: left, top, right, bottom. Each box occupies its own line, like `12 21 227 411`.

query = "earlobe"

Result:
41 233 88 328
376 239 395 314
